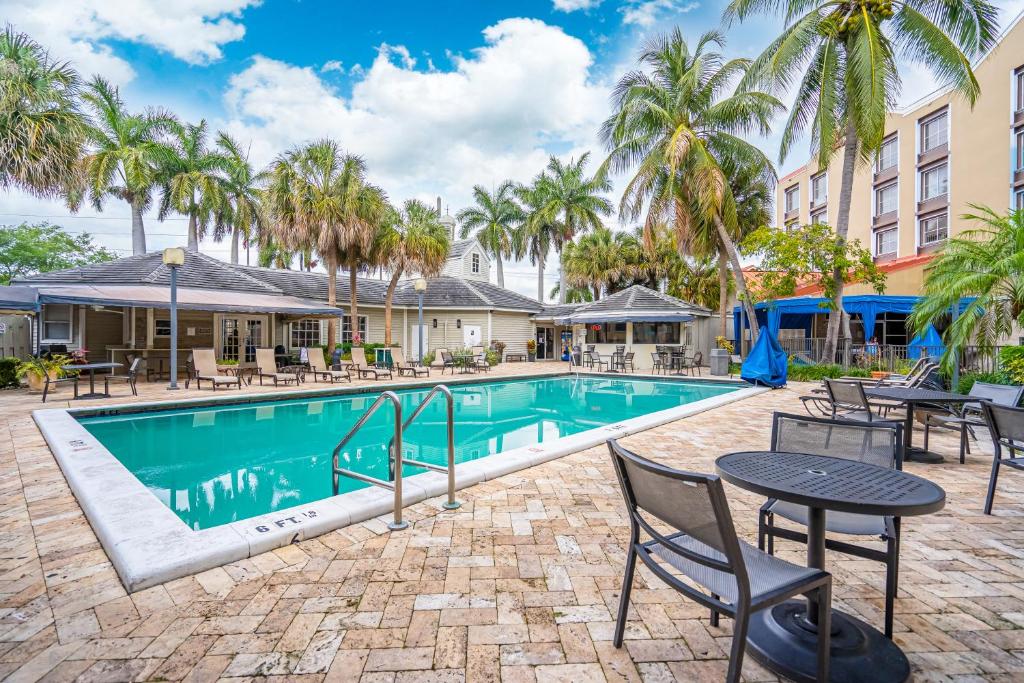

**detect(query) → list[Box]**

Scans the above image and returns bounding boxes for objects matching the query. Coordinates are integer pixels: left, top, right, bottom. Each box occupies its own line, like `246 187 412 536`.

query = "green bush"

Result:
322 342 397 365
485 350 500 366
786 363 871 382
956 370 1013 396
422 351 436 366
999 347 1024 385
0 357 19 388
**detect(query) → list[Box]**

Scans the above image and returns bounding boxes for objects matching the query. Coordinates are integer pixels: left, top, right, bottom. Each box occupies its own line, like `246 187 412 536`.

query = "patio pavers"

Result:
0 368 1020 682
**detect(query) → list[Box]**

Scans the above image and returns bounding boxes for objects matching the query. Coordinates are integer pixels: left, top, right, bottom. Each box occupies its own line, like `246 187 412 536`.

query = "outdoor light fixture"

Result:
433 319 438 328
456 319 461 329
414 278 427 363
162 248 185 390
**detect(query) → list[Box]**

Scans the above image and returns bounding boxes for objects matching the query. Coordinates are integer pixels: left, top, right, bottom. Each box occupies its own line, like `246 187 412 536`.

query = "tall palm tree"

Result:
257 238 293 269
910 206 1024 365
727 0 998 360
0 28 84 198
456 181 523 288
159 120 229 252
374 199 451 345
215 133 265 265
562 227 631 300
77 77 176 255
548 283 595 304
669 257 722 310
531 153 613 303
515 178 558 303
600 29 782 341
264 140 385 350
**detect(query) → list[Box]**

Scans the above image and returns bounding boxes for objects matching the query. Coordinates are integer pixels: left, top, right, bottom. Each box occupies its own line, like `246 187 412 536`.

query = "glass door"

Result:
220 316 266 363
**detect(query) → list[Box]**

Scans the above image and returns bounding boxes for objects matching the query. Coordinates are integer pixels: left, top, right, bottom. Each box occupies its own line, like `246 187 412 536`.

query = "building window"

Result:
920 163 948 201
875 182 898 215
877 135 898 172
1017 69 1024 112
920 212 948 245
41 304 73 342
810 209 827 226
586 322 627 344
784 185 799 213
1015 188 1024 211
875 228 897 256
784 220 798 231
920 111 948 153
1016 128 1024 170
290 319 321 349
471 253 480 274
342 315 368 344
154 319 172 337
632 322 681 344
811 173 827 206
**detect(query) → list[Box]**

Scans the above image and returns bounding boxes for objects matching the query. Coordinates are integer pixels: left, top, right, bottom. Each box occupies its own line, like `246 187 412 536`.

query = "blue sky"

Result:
1 0 1021 299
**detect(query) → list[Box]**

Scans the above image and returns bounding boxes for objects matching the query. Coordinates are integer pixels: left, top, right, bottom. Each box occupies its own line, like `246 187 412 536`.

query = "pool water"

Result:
79 376 737 529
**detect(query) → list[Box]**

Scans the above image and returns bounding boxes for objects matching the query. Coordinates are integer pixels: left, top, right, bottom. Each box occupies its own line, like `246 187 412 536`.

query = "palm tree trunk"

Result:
326 253 338 351
130 199 147 256
496 256 504 288
187 212 199 252
230 226 240 264
558 251 567 304
713 215 759 342
718 252 728 339
593 285 600 301
384 270 402 346
537 249 545 302
349 259 360 345
823 121 860 363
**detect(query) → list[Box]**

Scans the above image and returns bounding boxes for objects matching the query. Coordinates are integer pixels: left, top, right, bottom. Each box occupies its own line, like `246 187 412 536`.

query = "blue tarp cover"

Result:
907 324 945 360
741 330 788 387
732 295 925 342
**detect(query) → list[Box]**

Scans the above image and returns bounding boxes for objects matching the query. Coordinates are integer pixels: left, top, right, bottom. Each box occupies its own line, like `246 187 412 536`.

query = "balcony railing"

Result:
776 337 1013 374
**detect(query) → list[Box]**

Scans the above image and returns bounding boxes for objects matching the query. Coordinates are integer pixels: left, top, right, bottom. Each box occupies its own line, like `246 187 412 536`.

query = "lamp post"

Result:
414 278 427 363
163 248 185 390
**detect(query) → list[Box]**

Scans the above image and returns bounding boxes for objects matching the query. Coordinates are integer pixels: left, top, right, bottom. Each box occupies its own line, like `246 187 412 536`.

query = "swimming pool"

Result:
79 375 739 530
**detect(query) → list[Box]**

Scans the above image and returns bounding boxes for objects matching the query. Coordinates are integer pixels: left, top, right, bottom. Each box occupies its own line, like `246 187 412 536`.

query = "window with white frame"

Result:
810 209 828 226
875 182 898 215
811 173 827 206
1016 128 1024 170
154 319 172 337
784 185 799 213
1015 188 1024 211
41 304 73 342
1017 69 1024 112
291 319 321 349
471 253 480 273
877 135 898 172
920 111 948 153
920 211 948 245
920 163 948 201
342 315 368 344
875 228 897 256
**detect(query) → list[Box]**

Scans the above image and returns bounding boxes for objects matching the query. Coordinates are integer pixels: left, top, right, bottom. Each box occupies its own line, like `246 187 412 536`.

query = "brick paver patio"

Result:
0 365 1020 681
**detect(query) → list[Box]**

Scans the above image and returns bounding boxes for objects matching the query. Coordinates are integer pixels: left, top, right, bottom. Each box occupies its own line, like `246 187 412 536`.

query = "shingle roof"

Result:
536 303 585 319
393 277 542 311
447 239 478 259
572 285 711 315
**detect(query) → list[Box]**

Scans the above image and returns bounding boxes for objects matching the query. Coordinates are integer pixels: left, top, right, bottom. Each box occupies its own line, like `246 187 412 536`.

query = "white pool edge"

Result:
33 376 766 591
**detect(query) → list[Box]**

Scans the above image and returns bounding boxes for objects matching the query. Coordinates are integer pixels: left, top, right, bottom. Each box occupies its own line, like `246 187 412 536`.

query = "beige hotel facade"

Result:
775 12 1024 299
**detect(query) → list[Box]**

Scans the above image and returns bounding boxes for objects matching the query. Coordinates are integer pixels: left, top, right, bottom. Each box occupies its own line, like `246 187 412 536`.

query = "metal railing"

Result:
774 337 1016 375
388 385 460 511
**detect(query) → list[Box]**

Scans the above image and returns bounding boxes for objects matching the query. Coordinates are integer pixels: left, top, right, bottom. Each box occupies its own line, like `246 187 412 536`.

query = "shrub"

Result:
490 340 507 357
0 357 19 388
485 350 500 366
422 351 436 366
715 336 734 354
786 363 870 383
956 370 1013 396
999 346 1024 385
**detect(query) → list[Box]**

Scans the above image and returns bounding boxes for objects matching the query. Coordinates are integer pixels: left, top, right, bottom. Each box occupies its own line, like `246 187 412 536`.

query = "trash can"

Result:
710 348 730 376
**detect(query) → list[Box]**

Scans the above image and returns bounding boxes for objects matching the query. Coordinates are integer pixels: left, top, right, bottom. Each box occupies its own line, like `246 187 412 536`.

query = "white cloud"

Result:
620 0 699 27
321 60 344 74
1 0 259 82
552 0 602 12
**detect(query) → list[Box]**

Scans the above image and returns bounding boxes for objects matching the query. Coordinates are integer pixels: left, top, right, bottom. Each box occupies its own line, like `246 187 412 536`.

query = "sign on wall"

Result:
463 325 482 348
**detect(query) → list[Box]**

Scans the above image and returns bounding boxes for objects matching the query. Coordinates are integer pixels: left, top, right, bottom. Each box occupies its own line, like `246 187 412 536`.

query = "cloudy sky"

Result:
2 0 1022 300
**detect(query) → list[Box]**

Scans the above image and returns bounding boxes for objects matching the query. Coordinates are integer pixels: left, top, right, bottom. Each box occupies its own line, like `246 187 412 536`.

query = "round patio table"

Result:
864 387 972 463
62 362 123 399
451 353 475 374
716 450 946 683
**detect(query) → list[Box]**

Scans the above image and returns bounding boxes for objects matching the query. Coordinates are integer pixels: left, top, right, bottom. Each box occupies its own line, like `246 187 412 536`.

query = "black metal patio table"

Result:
864 387 972 463
716 450 945 683
61 362 123 399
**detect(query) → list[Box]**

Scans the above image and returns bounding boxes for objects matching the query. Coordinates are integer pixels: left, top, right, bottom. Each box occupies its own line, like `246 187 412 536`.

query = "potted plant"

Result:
491 340 507 362
17 355 69 393
526 339 537 362
69 348 90 364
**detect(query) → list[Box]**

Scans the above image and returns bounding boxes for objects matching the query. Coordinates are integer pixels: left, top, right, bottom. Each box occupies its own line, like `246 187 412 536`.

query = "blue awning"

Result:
0 286 40 313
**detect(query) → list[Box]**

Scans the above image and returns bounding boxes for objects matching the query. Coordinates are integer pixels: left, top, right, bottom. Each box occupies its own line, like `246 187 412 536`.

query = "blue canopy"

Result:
741 330 788 387
907 324 945 360
733 295 926 343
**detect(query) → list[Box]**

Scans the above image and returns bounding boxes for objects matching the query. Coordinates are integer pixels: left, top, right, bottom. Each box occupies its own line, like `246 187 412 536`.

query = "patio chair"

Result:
983 401 1024 515
589 350 610 372
191 349 243 391
392 347 428 377
685 351 703 376
650 352 667 374
432 348 450 369
619 351 636 373
608 439 832 683
254 348 302 386
439 350 457 375
758 412 903 638
924 382 1024 464
801 379 879 422
351 347 393 380
103 357 142 397
305 348 351 383
41 369 78 403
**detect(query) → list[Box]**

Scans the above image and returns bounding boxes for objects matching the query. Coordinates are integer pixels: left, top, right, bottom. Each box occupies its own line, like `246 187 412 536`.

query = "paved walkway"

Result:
0 369 1020 682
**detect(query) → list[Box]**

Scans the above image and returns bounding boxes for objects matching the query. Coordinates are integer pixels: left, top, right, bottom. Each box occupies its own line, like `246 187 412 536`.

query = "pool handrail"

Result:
389 384 460 511
332 390 408 530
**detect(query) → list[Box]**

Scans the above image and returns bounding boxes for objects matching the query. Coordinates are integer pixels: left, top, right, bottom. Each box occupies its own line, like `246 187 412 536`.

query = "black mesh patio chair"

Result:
758 412 904 638
608 440 832 683
650 352 666 374
924 382 1024 464
983 401 1024 515
806 379 880 422
589 350 609 372
104 357 142 397
439 351 457 375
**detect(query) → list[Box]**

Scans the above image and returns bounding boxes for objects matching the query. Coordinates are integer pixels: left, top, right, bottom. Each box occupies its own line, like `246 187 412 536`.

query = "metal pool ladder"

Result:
331 385 459 532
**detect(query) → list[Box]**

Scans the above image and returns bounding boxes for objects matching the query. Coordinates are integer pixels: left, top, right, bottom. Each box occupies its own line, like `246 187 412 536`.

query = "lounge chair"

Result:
254 348 301 386
982 402 1024 514
191 349 243 390
392 347 428 377
351 347 393 380
431 348 450 369
306 348 351 383
104 357 142 397
923 382 1024 464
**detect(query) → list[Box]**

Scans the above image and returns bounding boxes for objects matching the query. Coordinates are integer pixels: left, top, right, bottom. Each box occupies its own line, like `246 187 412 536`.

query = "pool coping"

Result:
33 371 766 591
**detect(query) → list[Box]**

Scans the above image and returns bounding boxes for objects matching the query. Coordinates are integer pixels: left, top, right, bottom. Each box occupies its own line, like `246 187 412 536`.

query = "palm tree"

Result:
264 140 386 350
159 120 229 252
600 30 782 341
374 200 451 345
531 153 613 303
456 181 523 288
548 283 594 304
215 133 265 265
670 257 722 310
257 239 293 269
562 227 631 300
727 0 998 360
910 206 1024 365
515 178 558 303
77 77 176 255
0 28 84 198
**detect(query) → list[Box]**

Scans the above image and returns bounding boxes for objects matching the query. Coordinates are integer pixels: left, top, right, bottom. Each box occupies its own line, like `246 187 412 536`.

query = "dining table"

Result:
716 450 946 683
62 362 123 399
451 352 476 374
864 386 973 463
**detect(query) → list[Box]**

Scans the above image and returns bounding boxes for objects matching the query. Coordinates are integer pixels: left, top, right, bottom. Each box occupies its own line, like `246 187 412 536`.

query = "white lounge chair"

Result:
306 347 351 383
392 347 428 377
351 347 393 380
192 348 243 390
254 348 301 386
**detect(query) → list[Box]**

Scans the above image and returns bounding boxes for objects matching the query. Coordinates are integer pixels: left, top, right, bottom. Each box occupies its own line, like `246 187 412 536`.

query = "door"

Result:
219 316 266 363
536 328 547 359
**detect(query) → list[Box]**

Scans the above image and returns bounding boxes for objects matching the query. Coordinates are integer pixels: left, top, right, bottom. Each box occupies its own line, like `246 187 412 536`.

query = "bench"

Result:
505 353 526 362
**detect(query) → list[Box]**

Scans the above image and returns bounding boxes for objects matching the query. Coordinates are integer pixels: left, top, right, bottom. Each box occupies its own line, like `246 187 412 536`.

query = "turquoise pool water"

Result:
79 376 737 529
